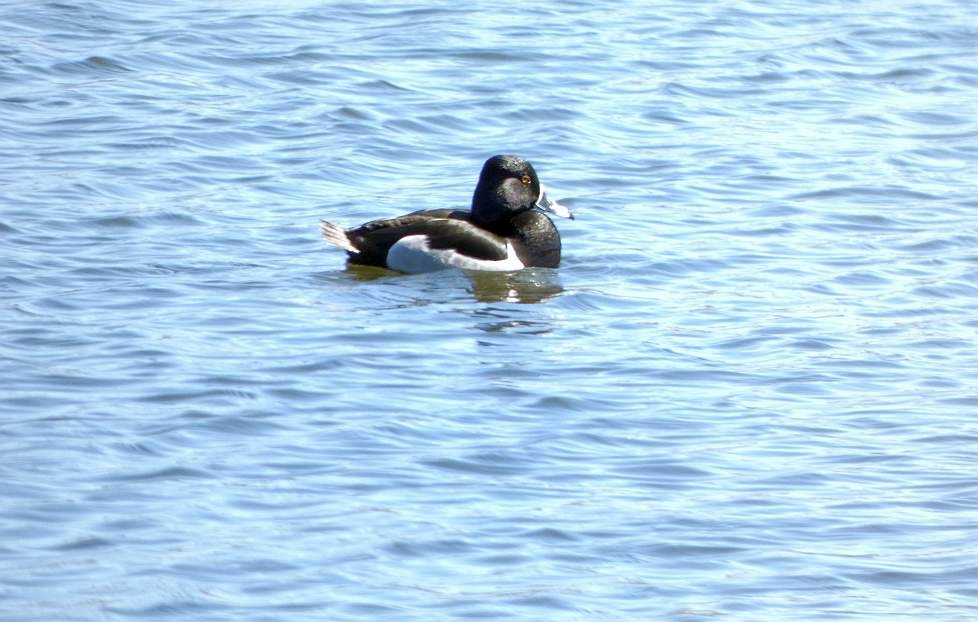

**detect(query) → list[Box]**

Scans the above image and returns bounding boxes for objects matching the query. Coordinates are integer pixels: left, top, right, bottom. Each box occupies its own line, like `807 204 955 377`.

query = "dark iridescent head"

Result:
471 155 572 228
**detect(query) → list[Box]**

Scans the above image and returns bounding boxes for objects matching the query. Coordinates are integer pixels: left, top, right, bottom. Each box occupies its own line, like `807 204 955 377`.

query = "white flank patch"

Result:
386 235 525 274
319 221 358 253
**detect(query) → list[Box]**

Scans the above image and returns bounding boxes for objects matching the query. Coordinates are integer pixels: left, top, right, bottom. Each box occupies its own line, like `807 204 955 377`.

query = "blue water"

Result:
3 1 978 619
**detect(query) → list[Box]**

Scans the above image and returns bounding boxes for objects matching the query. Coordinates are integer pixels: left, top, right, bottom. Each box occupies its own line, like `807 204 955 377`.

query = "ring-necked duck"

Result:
320 155 572 273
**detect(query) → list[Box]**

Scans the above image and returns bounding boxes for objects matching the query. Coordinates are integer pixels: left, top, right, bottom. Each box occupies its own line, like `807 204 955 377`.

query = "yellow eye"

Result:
520 175 531 185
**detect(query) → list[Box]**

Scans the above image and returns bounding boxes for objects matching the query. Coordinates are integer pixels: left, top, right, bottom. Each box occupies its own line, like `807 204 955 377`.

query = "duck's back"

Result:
344 209 498 268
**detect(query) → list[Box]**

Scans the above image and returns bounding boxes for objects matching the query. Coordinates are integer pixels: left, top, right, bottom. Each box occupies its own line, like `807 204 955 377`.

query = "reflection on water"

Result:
340 264 564 304
466 268 564 304
342 264 395 282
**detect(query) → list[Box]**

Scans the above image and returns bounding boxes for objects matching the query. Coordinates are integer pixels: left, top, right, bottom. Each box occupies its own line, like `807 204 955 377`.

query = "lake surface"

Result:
2 1 978 619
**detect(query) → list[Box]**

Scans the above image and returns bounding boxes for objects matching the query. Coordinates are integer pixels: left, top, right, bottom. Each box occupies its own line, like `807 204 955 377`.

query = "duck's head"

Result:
471 155 573 228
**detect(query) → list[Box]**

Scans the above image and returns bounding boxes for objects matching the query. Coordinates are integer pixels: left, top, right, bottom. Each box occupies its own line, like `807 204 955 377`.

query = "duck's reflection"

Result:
342 265 563 305
343 264 395 281
465 268 563 304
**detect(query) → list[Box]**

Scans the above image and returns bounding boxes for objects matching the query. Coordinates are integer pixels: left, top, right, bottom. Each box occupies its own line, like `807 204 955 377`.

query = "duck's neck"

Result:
470 195 513 234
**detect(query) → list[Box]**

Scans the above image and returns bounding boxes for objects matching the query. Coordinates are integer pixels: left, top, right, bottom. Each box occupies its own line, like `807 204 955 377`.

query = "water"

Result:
2 0 978 619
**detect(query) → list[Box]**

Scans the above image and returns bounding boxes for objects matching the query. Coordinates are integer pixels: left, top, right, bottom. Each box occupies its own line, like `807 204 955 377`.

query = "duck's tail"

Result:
319 221 359 253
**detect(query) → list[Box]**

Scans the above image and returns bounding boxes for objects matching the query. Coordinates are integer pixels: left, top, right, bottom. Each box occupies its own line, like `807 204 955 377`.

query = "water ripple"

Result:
2 0 978 620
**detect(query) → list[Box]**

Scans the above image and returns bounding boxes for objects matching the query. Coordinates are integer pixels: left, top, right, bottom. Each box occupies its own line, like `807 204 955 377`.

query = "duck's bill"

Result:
536 185 574 219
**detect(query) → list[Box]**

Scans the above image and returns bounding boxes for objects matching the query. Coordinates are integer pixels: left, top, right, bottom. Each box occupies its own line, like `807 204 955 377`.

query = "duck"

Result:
319 155 572 273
